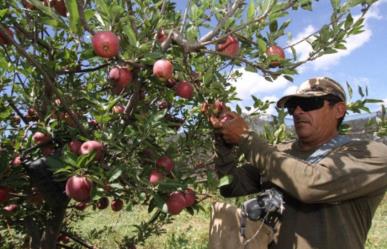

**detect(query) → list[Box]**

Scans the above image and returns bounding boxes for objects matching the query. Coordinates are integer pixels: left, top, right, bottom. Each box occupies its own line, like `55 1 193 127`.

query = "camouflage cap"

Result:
277 77 346 108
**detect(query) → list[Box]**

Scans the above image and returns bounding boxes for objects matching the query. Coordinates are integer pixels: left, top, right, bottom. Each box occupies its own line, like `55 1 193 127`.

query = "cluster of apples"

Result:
166 188 196 215
22 0 67 17
149 155 175 186
64 140 105 202
91 31 195 100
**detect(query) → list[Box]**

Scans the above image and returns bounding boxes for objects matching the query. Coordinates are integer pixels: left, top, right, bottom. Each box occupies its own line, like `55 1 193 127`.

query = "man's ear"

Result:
335 102 347 119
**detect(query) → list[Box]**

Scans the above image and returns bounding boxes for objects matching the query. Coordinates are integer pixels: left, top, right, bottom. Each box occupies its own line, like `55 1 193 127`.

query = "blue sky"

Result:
227 0 387 116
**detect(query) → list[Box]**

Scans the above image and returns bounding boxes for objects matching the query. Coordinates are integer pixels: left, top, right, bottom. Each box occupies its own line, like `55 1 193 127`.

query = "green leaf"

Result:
247 0 255 22
95 0 109 15
123 24 137 46
109 169 123 182
344 14 354 30
257 37 267 53
269 21 278 33
365 99 383 104
66 0 81 34
218 175 233 187
358 85 364 97
0 9 7 18
46 157 66 170
330 0 340 10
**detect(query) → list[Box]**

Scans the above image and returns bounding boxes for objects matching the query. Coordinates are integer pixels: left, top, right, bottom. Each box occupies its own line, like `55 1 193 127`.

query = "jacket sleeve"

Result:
238 131 387 204
213 134 261 197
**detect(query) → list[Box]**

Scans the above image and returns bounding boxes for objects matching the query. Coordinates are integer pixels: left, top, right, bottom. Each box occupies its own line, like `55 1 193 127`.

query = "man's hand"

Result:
210 112 249 144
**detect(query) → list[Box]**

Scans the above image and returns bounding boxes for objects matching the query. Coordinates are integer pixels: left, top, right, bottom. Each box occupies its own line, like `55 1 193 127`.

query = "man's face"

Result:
286 96 345 145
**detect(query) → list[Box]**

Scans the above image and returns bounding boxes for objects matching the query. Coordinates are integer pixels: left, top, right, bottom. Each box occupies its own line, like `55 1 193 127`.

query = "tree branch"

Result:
0 23 88 136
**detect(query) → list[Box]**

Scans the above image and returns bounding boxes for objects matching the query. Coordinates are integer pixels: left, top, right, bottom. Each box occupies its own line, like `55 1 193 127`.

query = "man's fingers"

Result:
209 116 223 129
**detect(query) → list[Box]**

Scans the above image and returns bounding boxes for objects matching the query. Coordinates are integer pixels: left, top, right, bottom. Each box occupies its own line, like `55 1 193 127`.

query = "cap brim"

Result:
276 92 329 108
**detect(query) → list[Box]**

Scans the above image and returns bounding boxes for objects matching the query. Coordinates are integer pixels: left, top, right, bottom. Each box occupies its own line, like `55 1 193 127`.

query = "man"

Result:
210 77 387 249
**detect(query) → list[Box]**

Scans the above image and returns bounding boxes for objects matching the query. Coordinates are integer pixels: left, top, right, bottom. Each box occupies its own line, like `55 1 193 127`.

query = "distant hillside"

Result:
247 111 387 143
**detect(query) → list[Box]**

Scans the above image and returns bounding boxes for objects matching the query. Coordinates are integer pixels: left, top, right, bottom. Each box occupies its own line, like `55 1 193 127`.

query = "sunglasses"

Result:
285 96 327 115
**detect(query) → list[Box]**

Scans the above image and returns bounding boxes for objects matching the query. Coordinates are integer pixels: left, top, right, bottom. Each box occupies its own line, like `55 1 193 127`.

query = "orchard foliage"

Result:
0 0 378 248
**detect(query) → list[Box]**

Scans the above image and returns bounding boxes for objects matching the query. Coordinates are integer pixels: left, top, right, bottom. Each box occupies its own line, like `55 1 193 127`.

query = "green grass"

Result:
72 196 386 249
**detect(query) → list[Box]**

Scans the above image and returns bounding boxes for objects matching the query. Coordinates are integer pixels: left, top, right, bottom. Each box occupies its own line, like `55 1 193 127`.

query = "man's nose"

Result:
292 105 304 115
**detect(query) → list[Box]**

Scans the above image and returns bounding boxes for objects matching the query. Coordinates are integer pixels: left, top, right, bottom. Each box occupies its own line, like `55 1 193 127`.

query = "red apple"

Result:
0 27 13 45
12 156 22 167
216 35 239 58
3 204 17 213
58 234 70 244
32 131 51 144
157 29 167 43
80 140 104 161
22 0 35 9
112 105 125 114
166 191 186 215
175 80 194 99
88 119 99 128
68 140 82 155
51 0 67 17
156 156 174 172
266 45 285 67
74 202 88 211
153 59 173 81
65 175 93 202
214 100 226 114
184 188 196 207
25 107 39 121
109 67 133 87
111 199 124 212
96 197 109 210
157 100 170 110
149 169 164 186
0 187 10 202
165 78 177 88
92 31 120 58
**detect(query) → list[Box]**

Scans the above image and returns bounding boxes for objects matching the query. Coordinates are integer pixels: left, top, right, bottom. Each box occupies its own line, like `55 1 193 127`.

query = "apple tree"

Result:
0 0 377 248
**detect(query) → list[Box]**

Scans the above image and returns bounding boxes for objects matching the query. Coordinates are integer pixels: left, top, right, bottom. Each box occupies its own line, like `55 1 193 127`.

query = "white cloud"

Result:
230 68 291 100
283 85 298 95
288 1 386 72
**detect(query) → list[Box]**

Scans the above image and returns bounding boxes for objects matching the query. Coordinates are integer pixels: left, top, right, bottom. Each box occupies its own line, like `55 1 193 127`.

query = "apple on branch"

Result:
68 140 83 155
216 35 240 58
65 175 93 202
12 156 22 167
156 29 168 43
32 131 51 145
166 191 186 215
175 80 194 99
96 197 109 210
92 31 120 58
266 45 285 67
0 186 10 202
149 169 164 186
184 188 196 207
109 67 133 94
3 204 18 213
111 199 124 212
153 59 173 81
80 140 104 161
156 156 174 172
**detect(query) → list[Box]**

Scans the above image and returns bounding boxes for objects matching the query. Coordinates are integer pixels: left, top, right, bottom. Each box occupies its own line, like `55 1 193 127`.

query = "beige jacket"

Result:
215 131 387 249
